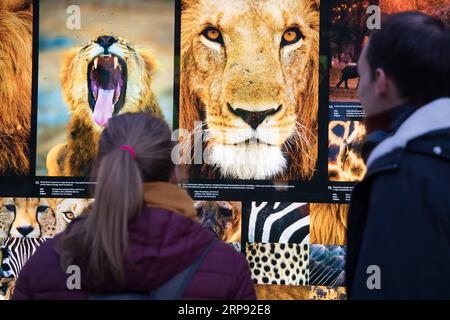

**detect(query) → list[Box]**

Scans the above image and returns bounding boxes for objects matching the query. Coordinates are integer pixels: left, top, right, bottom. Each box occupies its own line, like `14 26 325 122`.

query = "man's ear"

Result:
374 68 388 97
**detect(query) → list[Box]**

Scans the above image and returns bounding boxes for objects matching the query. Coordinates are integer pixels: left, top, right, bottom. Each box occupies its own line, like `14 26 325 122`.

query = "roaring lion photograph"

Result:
36 0 175 176
0 0 33 176
46 36 162 176
179 0 320 180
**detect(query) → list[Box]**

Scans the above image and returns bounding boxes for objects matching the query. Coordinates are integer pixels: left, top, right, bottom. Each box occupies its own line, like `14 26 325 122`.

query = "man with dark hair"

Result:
346 11 450 299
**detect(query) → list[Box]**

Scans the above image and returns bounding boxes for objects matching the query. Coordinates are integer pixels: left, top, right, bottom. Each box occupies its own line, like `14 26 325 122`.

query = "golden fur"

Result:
180 0 320 180
194 201 241 242
0 0 32 175
0 197 56 238
255 284 310 300
46 37 162 176
310 203 349 245
0 0 31 11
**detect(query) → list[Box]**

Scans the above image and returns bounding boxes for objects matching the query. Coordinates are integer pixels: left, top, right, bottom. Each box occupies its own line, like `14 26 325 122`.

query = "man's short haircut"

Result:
367 11 450 106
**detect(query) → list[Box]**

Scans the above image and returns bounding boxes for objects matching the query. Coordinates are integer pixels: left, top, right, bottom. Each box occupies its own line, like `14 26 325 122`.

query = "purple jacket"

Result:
12 207 256 300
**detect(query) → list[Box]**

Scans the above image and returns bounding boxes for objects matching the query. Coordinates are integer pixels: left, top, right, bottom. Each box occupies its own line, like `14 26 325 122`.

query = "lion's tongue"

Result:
93 89 115 127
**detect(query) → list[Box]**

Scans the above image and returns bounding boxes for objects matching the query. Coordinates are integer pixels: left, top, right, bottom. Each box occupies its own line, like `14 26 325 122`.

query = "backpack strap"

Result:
150 238 217 300
88 238 217 300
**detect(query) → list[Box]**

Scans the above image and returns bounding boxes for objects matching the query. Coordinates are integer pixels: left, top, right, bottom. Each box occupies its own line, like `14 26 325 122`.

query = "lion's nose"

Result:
95 35 117 50
228 104 282 130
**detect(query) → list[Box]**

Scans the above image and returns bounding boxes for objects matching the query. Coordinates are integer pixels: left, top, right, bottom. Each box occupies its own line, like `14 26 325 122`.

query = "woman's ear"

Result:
375 68 404 103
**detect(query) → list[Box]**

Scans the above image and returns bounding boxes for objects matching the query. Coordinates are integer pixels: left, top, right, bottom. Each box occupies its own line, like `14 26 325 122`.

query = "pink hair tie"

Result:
119 145 136 159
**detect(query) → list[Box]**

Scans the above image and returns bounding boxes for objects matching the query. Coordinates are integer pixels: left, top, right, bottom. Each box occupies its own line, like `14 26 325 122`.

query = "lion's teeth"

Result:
94 57 98 69
114 56 119 70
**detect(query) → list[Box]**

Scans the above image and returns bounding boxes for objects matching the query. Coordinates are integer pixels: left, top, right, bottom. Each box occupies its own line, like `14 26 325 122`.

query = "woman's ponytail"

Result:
83 145 143 284
57 113 174 286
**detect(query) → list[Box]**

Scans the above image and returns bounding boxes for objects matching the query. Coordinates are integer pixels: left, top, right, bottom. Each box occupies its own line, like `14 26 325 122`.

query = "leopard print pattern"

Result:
310 286 347 300
328 120 366 182
246 243 309 286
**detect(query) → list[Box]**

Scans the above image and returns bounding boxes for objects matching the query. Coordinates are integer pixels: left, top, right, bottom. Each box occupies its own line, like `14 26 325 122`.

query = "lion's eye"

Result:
201 27 224 45
281 27 304 47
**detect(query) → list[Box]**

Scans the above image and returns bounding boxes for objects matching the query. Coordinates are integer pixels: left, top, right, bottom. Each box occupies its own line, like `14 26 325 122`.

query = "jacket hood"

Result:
366 98 450 168
81 183 215 293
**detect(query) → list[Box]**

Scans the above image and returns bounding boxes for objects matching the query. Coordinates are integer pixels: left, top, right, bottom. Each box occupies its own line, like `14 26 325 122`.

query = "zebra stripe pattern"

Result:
1 237 47 278
248 202 310 245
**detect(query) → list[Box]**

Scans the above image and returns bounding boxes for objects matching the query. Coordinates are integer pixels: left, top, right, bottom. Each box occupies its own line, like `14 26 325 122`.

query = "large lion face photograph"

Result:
180 0 320 180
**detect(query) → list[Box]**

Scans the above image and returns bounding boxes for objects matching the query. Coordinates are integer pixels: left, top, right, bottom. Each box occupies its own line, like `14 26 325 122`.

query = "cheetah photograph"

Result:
0 197 92 300
0 197 92 239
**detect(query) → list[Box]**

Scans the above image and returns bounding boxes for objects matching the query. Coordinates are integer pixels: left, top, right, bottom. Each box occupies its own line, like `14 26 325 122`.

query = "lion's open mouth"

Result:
87 54 127 127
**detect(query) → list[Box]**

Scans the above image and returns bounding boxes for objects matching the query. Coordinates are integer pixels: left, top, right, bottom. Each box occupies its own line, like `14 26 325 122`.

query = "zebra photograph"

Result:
246 202 310 245
1 237 47 278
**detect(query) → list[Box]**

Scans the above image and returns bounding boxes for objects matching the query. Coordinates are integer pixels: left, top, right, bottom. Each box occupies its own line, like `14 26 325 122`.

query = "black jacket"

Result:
347 98 450 299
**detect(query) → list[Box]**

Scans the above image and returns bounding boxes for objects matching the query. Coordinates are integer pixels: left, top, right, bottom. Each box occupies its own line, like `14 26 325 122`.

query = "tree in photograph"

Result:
380 0 450 23
331 0 379 63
